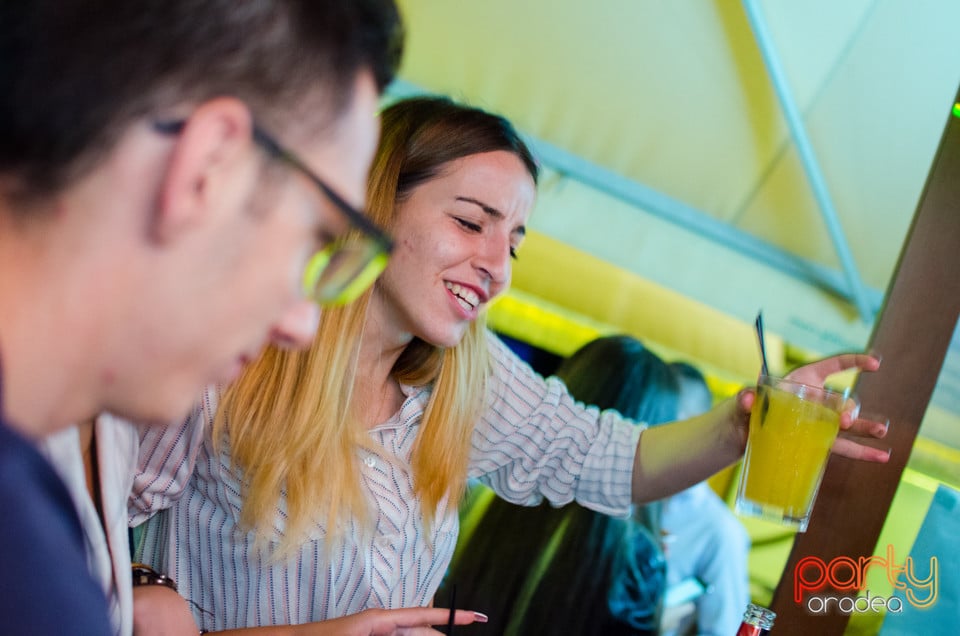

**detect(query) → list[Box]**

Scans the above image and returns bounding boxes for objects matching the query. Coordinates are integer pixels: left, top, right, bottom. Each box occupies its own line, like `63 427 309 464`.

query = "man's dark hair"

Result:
0 0 404 200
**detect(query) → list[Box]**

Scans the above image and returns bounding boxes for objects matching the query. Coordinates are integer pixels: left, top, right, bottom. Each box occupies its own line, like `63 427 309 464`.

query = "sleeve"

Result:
0 433 114 635
128 390 214 526
469 333 644 517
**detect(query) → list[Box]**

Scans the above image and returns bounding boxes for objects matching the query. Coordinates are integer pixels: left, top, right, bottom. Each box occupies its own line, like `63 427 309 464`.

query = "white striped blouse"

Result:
130 333 643 631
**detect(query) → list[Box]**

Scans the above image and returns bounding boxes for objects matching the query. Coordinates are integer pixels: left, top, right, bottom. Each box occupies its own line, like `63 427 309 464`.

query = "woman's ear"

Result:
152 97 256 244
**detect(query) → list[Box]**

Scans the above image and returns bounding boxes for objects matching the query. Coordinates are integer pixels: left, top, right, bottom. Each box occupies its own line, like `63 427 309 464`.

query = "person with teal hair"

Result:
440 335 685 635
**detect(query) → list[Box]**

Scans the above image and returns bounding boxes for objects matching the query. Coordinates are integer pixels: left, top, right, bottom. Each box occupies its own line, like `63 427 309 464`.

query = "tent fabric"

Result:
394 0 960 356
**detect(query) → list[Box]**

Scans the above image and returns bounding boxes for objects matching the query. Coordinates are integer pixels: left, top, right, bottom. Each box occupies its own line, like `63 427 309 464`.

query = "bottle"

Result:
735 602 776 635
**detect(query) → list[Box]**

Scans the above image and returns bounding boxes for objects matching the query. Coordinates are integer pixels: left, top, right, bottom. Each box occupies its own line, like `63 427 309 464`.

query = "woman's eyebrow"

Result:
456 195 501 218
455 196 526 236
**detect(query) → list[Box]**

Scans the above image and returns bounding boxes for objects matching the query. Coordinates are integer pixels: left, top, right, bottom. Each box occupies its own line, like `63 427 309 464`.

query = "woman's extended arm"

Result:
214 608 486 636
132 585 485 636
631 353 889 503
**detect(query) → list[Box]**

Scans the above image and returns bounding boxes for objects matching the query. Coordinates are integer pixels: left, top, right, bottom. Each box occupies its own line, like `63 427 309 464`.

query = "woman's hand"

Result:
296 607 488 636
785 353 889 462
200 607 489 635
132 584 199 636
733 353 889 463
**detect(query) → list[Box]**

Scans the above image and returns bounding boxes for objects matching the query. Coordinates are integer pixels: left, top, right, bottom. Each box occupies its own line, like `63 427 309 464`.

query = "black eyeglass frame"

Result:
152 120 394 255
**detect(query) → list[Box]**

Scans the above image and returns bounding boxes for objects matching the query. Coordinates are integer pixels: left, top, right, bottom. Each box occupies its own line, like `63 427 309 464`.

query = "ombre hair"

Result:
215 96 538 550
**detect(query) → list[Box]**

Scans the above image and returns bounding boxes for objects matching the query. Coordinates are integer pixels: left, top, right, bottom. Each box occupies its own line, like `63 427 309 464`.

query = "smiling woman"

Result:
131 96 888 632
132 96 546 630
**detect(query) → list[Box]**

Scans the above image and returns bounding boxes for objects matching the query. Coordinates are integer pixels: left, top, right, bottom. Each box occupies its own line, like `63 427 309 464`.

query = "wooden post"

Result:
769 89 960 633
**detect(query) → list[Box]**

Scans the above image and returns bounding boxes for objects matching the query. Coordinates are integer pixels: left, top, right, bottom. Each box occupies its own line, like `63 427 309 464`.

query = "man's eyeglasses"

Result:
153 120 393 306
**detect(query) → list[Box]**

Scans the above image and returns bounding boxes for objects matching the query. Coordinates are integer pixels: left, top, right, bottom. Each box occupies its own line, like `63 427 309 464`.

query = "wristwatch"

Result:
131 562 178 592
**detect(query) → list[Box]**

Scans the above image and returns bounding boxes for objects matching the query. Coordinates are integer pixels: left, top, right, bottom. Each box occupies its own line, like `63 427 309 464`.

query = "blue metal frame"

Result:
742 0 876 322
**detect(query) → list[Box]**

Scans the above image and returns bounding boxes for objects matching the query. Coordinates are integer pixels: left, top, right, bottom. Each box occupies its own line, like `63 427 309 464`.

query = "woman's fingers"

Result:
378 607 486 628
333 607 488 636
449 609 488 626
830 436 891 463
840 412 889 438
785 353 881 386
776 353 889 464
737 388 756 411
830 410 891 463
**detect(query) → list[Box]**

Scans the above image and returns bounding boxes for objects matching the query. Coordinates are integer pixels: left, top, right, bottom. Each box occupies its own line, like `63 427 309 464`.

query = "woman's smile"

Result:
445 281 484 316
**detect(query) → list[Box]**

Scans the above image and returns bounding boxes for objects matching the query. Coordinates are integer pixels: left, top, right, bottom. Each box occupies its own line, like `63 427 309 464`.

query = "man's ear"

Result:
152 97 256 243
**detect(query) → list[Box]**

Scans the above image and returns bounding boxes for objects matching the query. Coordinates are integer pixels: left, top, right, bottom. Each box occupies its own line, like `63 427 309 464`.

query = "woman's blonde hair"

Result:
215 96 539 550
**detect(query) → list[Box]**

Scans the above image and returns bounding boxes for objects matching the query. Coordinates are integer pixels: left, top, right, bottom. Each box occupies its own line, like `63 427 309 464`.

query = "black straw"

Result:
447 584 457 635
754 311 770 377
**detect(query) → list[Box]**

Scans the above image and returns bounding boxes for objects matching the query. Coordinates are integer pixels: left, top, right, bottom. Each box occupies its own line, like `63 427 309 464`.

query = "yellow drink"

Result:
736 378 843 530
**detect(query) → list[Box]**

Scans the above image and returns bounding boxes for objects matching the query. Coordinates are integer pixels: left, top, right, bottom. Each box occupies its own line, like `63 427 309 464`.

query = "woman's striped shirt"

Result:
130 333 643 631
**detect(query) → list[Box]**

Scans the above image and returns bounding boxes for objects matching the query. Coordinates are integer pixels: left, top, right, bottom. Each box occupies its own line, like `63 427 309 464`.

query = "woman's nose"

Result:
474 235 511 287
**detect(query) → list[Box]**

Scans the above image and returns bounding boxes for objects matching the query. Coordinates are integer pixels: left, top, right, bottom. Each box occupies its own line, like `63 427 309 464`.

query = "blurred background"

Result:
389 0 960 630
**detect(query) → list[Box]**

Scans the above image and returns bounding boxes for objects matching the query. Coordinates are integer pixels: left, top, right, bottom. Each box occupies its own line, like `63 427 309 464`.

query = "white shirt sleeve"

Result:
469 333 643 517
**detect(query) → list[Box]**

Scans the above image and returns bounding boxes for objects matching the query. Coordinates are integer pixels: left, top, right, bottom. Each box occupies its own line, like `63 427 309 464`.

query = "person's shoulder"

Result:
0 419 67 494
485 329 536 375
0 421 113 634
0 419 84 542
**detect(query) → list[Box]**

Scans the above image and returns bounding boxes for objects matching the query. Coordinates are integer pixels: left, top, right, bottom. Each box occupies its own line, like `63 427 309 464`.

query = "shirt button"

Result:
364 456 377 468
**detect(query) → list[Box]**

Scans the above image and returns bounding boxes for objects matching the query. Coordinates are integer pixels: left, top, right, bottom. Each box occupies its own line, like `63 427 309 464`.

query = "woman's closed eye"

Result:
454 217 482 233
454 215 520 259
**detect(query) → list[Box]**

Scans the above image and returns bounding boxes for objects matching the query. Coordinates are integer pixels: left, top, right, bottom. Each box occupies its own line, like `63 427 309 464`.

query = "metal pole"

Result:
742 0 876 322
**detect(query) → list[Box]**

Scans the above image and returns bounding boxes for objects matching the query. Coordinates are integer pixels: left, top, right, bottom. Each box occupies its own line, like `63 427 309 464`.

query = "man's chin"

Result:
124 412 187 431
119 392 205 429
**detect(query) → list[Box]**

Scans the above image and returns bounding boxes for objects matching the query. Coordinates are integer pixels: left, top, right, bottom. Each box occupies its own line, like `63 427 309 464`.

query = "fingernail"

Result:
848 399 861 420
867 349 883 367
863 414 889 436
474 612 489 623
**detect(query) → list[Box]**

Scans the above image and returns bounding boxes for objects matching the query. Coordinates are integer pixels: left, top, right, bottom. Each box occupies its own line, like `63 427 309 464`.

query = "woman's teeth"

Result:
445 282 480 310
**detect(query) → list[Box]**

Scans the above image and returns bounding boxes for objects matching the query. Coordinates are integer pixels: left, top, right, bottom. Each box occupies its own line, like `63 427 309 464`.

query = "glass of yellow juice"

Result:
735 375 849 531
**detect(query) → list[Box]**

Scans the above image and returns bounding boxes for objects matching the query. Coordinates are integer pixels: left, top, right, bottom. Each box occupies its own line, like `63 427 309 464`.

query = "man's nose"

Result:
269 300 321 350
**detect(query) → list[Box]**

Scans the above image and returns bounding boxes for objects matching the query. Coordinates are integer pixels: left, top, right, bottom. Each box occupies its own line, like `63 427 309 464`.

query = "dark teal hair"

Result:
556 335 681 426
